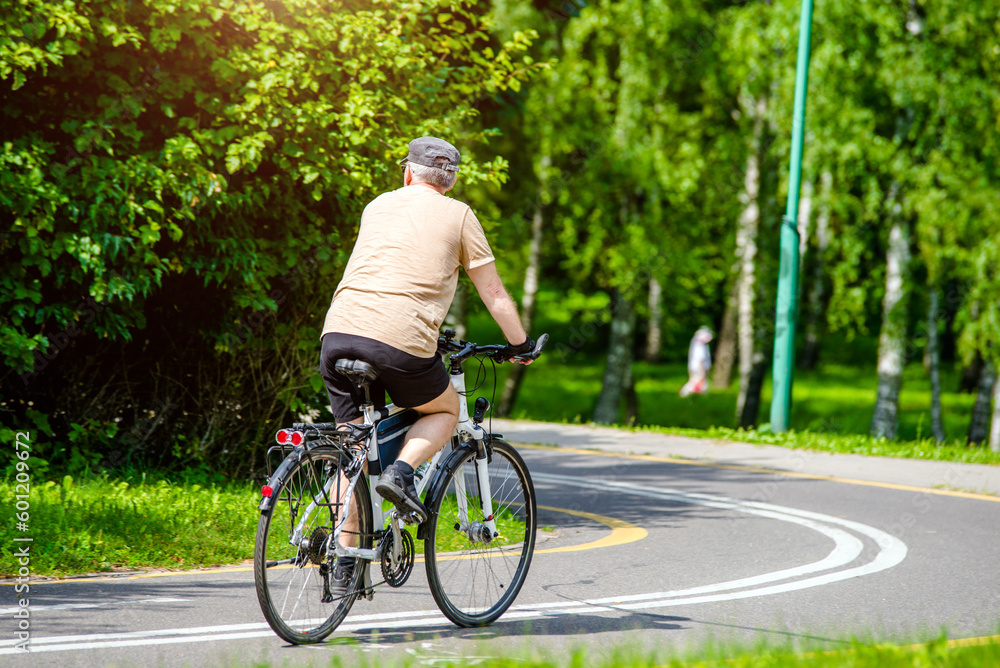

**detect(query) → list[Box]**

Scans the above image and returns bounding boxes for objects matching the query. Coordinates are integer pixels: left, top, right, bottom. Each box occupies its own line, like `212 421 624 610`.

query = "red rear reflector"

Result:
290 431 304 446
261 485 273 498
276 429 289 444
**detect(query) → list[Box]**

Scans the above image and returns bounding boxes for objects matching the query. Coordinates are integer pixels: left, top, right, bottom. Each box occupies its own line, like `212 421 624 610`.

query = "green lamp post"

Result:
769 0 814 432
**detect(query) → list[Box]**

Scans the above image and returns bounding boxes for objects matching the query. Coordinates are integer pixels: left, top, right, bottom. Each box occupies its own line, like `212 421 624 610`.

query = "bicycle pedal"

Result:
399 511 421 526
388 509 419 526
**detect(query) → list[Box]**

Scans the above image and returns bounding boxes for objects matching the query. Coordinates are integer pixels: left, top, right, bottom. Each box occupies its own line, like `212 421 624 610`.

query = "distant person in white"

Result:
680 327 713 397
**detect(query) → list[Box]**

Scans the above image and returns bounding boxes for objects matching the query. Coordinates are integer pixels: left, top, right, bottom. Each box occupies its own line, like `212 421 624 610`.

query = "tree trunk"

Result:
712 278 739 389
445 280 468 341
735 95 765 422
593 291 636 425
927 288 946 442
871 209 911 440
959 354 983 393
643 276 663 363
623 361 639 426
497 205 545 416
739 352 768 428
800 170 831 370
990 372 1000 452
968 362 996 445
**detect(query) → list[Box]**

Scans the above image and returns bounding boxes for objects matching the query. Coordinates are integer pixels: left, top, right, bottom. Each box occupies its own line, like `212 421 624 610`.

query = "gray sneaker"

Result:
327 560 355 599
376 463 428 524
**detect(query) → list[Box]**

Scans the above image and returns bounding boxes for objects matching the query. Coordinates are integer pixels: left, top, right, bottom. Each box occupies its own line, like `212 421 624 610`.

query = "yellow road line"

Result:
941 634 1000 649
3 504 646 585
516 442 1000 503
534 504 647 554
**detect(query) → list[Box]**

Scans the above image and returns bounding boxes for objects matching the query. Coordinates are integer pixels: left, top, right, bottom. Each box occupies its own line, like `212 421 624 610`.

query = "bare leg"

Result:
398 383 460 468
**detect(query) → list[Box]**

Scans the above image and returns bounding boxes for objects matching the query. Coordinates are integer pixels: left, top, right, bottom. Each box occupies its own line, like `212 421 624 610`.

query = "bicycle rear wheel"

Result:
254 448 371 644
424 438 536 627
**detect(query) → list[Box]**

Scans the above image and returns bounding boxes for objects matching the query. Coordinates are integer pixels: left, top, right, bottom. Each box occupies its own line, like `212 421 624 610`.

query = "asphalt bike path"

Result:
3 419 999 666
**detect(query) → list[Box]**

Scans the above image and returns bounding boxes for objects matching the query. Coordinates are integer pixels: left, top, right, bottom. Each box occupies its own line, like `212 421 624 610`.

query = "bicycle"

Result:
253 329 548 644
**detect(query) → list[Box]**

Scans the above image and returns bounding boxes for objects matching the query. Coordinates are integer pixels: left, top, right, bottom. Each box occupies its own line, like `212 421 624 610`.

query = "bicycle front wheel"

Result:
254 448 371 644
424 438 536 627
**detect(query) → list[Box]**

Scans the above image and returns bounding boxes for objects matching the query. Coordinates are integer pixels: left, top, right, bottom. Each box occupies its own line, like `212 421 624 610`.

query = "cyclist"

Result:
319 137 534 590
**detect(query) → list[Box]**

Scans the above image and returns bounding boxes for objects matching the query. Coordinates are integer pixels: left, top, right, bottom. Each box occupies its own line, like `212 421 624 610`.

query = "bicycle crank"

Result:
379 528 415 588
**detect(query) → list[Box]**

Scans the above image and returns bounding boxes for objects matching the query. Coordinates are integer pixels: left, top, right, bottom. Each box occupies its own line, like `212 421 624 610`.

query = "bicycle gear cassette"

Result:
307 527 330 565
379 529 414 588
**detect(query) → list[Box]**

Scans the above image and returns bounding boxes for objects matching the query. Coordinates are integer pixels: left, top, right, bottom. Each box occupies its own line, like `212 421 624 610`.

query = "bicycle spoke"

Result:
254 448 372 644
425 440 536 626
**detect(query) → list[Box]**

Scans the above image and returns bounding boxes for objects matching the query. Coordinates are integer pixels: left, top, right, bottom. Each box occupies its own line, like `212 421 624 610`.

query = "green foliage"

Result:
484 0 1000 434
4 0 1000 466
1 0 540 474
802 0 1000 346
2 0 538 368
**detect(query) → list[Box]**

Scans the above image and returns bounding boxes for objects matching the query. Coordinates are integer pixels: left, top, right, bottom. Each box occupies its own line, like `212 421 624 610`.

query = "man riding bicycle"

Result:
319 137 534 587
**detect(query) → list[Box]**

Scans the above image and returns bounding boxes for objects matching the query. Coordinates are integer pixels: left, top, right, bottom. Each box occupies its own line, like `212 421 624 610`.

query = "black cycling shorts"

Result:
320 333 450 422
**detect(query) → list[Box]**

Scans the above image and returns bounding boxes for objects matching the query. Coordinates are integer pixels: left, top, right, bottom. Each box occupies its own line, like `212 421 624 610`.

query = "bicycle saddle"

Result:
334 359 378 387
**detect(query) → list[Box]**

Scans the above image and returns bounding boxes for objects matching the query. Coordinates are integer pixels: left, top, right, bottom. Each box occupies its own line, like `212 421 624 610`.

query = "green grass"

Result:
486 357 1000 466
0 472 258 578
224 634 1000 667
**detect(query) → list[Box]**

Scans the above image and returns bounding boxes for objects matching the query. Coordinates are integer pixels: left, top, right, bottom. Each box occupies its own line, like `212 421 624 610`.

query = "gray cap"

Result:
400 136 461 172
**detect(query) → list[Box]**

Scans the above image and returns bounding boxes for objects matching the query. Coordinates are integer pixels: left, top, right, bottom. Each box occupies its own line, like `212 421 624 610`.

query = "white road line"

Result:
0 597 189 615
534 474 906 596
534 473 865 594
530 474 907 608
0 473 907 655
0 608 440 648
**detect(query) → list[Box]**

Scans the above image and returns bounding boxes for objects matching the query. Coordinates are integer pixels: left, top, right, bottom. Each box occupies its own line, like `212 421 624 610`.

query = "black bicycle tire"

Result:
253 448 372 644
423 438 537 627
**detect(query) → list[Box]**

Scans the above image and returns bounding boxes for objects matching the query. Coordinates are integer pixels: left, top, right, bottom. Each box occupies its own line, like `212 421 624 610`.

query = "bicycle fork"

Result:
449 370 500 544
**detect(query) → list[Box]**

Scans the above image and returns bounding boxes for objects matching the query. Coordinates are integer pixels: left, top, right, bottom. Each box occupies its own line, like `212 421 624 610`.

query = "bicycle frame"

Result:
256 332 545 642
288 367 497 574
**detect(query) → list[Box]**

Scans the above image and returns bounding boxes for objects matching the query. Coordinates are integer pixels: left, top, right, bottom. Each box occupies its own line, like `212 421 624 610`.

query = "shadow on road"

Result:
332 608 691 647
323 607 848 652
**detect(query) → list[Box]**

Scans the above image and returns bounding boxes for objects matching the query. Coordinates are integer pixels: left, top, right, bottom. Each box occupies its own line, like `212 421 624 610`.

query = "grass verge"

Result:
639 424 1000 466
227 634 1000 667
0 471 258 578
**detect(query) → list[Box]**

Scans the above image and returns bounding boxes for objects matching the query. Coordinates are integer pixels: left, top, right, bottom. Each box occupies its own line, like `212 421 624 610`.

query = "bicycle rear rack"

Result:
262 425 371 510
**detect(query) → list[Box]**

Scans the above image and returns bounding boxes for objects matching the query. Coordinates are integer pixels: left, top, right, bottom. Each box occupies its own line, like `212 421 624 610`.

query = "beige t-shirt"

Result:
321 185 495 358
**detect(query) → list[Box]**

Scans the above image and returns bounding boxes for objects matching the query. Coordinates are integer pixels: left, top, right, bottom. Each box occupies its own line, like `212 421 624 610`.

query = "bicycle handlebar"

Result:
438 331 549 366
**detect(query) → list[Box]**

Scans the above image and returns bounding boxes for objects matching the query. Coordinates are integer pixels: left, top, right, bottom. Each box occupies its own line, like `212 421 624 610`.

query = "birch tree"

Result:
870 209 912 440
734 95 765 423
925 289 946 442
523 0 720 424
